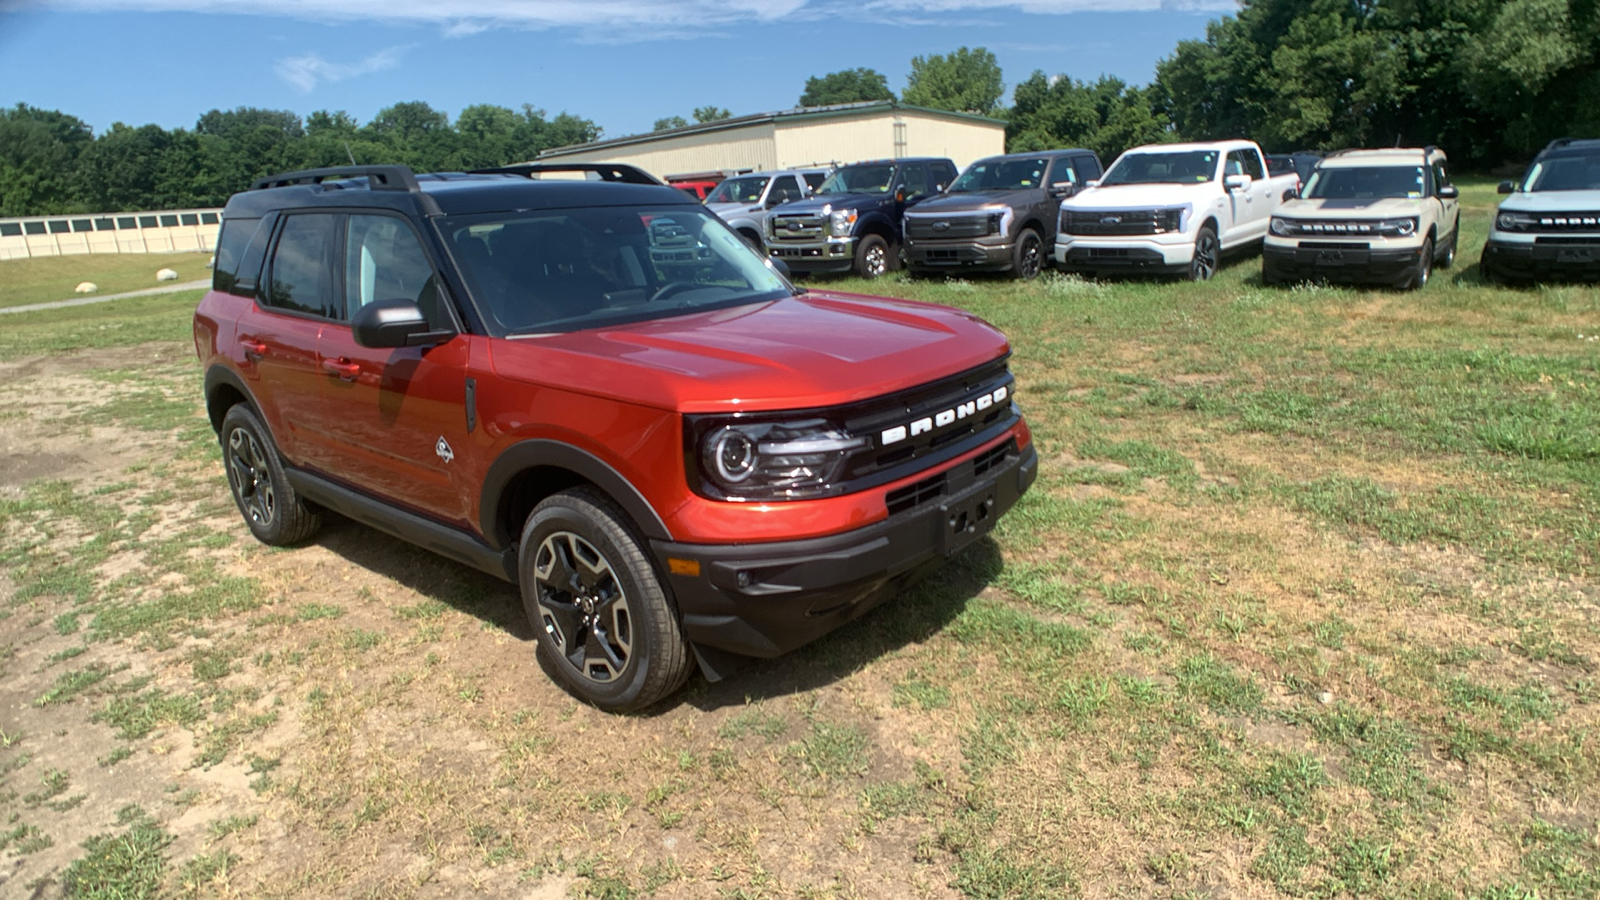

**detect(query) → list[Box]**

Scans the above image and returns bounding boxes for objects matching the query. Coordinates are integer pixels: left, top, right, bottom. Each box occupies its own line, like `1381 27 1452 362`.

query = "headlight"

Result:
1270 216 1296 236
1495 211 1538 232
829 208 857 236
1154 207 1187 233
982 206 1014 236
693 417 867 500
1376 217 1418 237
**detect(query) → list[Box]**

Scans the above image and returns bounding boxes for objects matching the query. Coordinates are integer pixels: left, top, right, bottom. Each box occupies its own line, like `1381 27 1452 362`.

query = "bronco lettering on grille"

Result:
879 386 1009 446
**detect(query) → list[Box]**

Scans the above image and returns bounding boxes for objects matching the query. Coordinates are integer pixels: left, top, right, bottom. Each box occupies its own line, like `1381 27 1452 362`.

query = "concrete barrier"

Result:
0 209 222 261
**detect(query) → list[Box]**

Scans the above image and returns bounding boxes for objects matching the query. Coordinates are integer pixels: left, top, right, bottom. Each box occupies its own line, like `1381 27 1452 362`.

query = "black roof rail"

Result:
250 165 422 192
473 162 664 185
1542 137 1576 154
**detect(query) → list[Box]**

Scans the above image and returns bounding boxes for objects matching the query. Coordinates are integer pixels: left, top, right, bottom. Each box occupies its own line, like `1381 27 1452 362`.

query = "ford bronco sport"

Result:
1482 137 1600 283
194 163 1036 711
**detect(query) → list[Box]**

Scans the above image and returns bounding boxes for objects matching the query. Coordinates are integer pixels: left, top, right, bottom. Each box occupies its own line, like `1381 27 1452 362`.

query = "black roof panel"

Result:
221 173 698 219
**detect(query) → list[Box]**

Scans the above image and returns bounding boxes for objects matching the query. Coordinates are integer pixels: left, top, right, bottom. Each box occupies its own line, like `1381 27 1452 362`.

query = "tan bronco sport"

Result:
1263 147 1460 289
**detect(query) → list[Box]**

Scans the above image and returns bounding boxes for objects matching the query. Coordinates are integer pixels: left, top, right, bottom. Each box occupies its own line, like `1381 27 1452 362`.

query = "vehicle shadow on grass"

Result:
306 513 1003 714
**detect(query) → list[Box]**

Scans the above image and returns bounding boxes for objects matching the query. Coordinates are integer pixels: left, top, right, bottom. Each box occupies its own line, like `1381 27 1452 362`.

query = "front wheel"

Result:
1188 226 1219 281
1013 228 1044 280
220 404 321 546
1407 236 1433 290
1438 220 1458 268
519 487 692 712
854 234 890 279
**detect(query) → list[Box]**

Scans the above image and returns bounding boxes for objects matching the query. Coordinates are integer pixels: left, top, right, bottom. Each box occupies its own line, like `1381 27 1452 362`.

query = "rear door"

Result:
314 212 475 526
1431 158 1460 245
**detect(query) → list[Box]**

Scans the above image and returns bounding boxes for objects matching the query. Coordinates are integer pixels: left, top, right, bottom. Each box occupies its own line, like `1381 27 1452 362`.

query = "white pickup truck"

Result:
1053 140 1298 281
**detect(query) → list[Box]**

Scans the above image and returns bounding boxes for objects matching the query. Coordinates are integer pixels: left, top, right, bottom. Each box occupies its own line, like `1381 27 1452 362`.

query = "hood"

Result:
908 191 1033 215
1498 189 1600 213
1278 196 1425 218
487 290 1009 413
1061 181 1218 210
772 192 887 216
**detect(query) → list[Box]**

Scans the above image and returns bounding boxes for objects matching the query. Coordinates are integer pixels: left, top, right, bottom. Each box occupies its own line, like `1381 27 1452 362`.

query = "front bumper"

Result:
1263 241 1421 285
769 237 858 273
1482 238 1600 282
655 437 1037 658
1054 234 1194 275
905 239 1015 271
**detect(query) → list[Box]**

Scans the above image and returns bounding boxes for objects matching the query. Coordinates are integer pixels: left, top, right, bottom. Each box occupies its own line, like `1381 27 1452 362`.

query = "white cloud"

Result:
274 45 409 92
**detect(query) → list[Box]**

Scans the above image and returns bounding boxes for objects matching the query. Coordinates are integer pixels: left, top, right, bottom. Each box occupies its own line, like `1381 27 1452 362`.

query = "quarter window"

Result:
344 215 445 326
265 214 340 319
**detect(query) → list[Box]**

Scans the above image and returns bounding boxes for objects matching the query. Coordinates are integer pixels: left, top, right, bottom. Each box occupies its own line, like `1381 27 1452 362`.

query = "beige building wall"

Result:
0 209 221 261
536 123 779 180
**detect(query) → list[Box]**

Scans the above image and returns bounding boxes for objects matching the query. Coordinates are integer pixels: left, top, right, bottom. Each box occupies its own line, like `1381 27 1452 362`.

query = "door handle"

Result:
322 357 361 380
239 339 267 361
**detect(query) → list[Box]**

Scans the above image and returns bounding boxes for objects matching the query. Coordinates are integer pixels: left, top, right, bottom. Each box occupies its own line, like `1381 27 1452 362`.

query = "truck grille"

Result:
906 215 991 241
1061 209 1180 236
770 214 824 242
1526 213 1600 233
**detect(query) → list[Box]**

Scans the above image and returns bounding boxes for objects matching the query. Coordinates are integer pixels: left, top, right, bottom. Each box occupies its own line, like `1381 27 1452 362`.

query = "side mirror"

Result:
1497 180 1515 194
352 298 454 349
1282 187 1299 202
1224 174 1252 191
767 256 792 280
1084 179 1100 189
1438 185 1459 199
895 188 906 203
1050 182 1077 198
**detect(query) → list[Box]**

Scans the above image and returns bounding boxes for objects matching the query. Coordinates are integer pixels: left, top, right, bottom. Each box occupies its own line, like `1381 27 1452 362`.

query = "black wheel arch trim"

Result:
480 439 671 550
203 365 263 433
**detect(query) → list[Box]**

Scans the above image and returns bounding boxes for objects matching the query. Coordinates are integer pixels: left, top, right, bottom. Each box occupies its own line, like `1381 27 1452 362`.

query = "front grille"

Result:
1298 241 1370 250
1534 236 1600 245
1061 209 1178 236
770 214 824 242
971 443 1009 477
1282 220 1388 236
1527 213 1600 233
906 216 990 240
886 473 946 515
843 359 1014 481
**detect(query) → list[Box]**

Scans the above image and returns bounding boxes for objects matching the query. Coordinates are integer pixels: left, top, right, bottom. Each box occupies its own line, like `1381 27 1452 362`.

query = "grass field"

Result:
0 251 214 309
0 179 1596 899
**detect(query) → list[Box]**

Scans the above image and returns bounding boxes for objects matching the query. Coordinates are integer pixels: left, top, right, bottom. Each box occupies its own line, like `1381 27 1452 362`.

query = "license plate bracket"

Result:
1557 246 1595 263
939 487 998 556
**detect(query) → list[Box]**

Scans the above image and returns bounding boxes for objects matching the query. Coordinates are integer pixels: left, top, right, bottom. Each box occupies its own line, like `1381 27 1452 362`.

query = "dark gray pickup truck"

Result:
903 149 1101 279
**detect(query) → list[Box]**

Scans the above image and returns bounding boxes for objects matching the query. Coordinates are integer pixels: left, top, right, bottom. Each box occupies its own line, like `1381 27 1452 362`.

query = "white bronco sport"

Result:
1263 147 1461 290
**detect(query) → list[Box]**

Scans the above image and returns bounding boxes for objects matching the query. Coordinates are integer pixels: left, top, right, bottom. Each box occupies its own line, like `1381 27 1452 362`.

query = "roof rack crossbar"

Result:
249 165 422 193
472 162 664 186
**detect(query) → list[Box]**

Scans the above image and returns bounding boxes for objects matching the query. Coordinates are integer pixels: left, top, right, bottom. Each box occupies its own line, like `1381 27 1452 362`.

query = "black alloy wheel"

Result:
1188 226 1219 281
219 404 321 545
1014 228 1043 280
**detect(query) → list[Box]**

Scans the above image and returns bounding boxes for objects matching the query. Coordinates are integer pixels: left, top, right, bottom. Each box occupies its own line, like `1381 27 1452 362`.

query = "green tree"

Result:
799 68 895 106
653 116 689 132
0 104 93 215
1007 72 1170 161
693 106 732 123
903 46 1004 115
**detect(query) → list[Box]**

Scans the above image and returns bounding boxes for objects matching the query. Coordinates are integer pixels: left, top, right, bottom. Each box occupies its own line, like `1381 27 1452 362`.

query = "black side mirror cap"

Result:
1282 187 1299 202
768 256 792 280
1498 180 1516 194
352 298 454 349
1438 185 1459 199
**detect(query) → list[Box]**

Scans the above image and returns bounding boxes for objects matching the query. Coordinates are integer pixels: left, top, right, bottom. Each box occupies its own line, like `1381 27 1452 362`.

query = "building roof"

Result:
538 101 1007 160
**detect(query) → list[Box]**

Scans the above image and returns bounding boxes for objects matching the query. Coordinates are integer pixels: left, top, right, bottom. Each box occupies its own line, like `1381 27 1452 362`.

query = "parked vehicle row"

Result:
734 135 1597 288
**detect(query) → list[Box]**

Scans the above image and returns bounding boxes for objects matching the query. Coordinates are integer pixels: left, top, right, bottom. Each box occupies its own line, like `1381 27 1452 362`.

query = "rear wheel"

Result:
1013 228 1044 280
855 234 890 279
1187 225 1219 281
220 404 321 546
519 487 692 712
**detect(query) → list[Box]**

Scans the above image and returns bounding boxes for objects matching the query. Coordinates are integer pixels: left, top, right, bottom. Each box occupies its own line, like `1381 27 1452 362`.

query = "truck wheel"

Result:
1439 220 1458 268
738 229 763 253
1187 225 1219 281
1407 236 1433 290
855 235 890 279
519 486 692 712
220 404 321 546
1013 228 1043 280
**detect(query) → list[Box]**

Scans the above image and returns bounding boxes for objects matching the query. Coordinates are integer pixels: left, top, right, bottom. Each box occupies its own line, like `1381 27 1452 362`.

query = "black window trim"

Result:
260 210 348 324
339 208 464 333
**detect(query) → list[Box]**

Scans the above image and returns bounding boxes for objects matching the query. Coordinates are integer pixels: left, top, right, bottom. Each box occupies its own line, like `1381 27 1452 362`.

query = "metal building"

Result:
536 101 1006 182
0 208 221 261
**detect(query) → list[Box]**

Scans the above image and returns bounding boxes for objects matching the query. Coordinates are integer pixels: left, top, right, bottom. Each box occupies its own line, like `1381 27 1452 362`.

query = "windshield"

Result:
1522 152 1600 192
1101 151 1219 186
706 176 769 204
1303 166 1426 200
816 164 895 195
950 157 1050 192
440 207 792 336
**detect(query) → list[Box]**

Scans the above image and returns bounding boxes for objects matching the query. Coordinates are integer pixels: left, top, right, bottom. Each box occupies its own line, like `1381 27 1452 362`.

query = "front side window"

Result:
265 214 340 319
803 171 827 192
951 157 1051 192
1102 151 1219 185
706 176 769 204
344 214 446 326
816 164 895 195
441 206 792 336
1522 152 1600 192
1303 166 1426 200
768 176 803 205
900 164 930 198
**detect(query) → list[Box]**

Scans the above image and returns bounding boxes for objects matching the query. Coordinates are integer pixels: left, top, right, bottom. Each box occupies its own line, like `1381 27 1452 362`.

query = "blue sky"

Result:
0 1 1229 140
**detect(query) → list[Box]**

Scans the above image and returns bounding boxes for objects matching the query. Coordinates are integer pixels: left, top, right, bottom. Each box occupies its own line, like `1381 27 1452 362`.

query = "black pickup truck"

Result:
766 157 958 278
903 149 1101 279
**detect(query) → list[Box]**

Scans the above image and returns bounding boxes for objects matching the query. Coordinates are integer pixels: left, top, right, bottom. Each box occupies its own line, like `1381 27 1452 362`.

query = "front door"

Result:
315 213 474 527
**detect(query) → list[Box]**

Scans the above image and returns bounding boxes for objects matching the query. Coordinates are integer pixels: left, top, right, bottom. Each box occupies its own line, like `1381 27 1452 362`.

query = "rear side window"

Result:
265 214 341 319
344 214 448 327
213 218 258 295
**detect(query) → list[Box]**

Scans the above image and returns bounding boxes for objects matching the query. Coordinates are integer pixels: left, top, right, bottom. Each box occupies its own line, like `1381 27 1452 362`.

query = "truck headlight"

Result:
1495 211 1538 232
1270 216 1297 236
691 417 867 500
829 208 857 236
982 206 1014 236
1376 217 1418 237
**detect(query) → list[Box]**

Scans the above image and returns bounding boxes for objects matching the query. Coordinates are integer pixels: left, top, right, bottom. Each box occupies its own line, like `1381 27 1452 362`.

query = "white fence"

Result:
0 209 223 261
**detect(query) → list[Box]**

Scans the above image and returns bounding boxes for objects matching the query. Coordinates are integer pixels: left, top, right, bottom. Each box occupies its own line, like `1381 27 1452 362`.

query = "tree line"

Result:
3 0 1595 217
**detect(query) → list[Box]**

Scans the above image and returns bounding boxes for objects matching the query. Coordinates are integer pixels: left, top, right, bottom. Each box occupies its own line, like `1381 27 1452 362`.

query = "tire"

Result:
738 229 763 253
854 234 890 279
219 404 321 546
1407 236 1433 290
1479 252 1499 284
1187 225 1219 281
1438 218 1458 268
1013 228 1044 280
518 486 692 712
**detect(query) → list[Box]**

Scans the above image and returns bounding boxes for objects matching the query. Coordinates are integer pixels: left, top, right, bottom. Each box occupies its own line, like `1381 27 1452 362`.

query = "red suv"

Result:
195 163 1036 710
